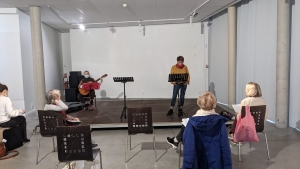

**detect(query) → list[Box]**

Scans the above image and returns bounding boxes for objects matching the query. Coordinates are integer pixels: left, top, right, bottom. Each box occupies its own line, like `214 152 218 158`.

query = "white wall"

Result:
0 11 25 109
70 23 206 98
0 8 64 112
42 24 64 92
289 1 300 129
236 0 277 122
61 33 72 75
208 11 229 104
18 10 35 111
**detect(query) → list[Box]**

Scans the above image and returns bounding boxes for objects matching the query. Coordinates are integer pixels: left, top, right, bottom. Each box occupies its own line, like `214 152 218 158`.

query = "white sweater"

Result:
0 96 23 123
44 100 75 120
44 100 68 111
237 97 268 121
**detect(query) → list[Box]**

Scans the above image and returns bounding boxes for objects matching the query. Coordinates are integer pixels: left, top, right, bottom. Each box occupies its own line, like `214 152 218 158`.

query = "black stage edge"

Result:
66 99 235 129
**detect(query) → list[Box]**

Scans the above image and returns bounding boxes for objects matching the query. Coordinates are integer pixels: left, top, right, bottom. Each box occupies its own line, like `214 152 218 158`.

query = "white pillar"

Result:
30 6 46 110
228 6 237 109
276 0 290 128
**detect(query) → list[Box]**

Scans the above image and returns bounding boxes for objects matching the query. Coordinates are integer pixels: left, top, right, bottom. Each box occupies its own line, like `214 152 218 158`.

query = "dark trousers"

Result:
171 84 187 107
77 90 95 105
176 125 186 142
0 116 27 141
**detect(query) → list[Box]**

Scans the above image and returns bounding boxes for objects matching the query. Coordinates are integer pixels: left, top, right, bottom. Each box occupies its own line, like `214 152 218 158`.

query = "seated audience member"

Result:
229 82 267 139
0 83 30 143
44 89 79 124
44 89 98 148
167 92 219 149
182 92 232 169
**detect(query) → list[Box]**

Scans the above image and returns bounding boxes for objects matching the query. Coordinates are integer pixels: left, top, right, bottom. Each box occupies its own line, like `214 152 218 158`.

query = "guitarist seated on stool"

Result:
77 70 103 109
77 70 107 108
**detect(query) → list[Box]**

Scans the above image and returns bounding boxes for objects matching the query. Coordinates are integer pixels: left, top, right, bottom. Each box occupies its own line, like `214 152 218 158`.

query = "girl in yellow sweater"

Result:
166 56 190 117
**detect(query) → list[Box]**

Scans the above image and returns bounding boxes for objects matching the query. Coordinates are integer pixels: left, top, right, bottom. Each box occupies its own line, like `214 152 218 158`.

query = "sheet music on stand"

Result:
113 77 134 83
168 73 189 83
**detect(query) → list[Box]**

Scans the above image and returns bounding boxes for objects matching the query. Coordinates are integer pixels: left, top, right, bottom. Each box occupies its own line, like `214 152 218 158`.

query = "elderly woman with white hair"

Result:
44 89 98 148
44 89 79 123
229 82 268 138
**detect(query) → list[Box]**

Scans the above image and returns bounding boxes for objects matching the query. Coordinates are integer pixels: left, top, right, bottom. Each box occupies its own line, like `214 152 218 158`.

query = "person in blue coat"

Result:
182 92 232 169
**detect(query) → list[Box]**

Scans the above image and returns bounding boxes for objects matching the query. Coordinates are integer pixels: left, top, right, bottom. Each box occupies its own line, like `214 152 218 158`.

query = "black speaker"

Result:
78 75 84 83
65 88 78 102
69 75 79 88
70 71 81 77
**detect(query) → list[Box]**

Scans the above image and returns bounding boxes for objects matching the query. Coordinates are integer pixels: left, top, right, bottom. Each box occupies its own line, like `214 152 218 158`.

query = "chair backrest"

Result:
127 107 153 134
241 105 267 132
56 125 93 162
38 110 65 136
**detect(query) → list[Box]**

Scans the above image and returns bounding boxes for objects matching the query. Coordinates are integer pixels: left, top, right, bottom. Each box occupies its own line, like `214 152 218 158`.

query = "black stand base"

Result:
120 106 127 122
172 89 188 118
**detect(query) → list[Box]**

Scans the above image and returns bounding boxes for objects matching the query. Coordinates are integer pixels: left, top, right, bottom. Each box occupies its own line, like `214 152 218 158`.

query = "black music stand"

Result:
113 77 134 122
168 73 189 118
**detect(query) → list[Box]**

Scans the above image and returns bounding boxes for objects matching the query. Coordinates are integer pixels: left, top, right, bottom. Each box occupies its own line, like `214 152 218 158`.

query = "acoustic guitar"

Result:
78 74 108 95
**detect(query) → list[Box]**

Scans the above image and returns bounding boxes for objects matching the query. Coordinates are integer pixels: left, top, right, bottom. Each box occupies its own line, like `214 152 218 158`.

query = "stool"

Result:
3 126 24 151
83 95 97 109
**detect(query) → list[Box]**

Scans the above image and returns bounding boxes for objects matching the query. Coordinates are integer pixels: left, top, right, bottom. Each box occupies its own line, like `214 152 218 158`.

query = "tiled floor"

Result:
1 99 300 169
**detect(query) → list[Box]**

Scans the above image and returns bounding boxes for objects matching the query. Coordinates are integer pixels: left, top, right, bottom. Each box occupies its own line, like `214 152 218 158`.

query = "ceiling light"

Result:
123 4 127 7
79 24 85 30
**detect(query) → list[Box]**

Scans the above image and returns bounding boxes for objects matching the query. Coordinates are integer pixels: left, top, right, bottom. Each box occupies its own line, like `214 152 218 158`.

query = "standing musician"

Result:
77 70 103 109
166 56 190 117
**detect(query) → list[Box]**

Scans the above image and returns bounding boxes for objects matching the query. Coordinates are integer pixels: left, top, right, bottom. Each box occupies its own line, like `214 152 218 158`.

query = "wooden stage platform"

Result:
66 98 233 129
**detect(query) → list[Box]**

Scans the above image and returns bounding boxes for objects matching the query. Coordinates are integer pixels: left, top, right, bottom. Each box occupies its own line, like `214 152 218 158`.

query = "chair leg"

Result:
178 142 181 169
153 133 157 162
263 132 270 160
55 162 60 169
94 97 97 109
100 150 103 169
238 142 241 162
129 135 131 150
249 142 252 148
92 161 96 169
125 135 128 163
52 136 56 152
36 136 42 165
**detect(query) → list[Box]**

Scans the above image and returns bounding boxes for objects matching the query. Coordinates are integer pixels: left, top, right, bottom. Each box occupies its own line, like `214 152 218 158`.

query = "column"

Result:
276 0 290 128
30 6 46 110
228 6 237 109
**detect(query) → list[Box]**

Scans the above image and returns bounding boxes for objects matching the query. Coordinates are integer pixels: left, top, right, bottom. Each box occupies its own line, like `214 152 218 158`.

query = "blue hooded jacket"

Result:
182 115 232 169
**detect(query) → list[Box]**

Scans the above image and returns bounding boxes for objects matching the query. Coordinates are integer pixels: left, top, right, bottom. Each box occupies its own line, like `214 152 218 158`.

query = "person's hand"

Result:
72 117 80 121
171 82 177 85
88 81 92 83
184 82 189 85
100 78 103 83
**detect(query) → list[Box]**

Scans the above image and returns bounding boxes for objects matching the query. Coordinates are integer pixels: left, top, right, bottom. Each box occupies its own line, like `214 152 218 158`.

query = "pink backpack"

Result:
234 106 259 142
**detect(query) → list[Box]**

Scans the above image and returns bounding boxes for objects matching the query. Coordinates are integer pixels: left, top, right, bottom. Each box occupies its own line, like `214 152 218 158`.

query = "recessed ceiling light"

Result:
123 4 127 7
79 24 85 30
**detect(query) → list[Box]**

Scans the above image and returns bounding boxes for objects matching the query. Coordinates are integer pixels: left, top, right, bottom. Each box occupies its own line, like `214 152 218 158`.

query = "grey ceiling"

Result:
0 0 237 33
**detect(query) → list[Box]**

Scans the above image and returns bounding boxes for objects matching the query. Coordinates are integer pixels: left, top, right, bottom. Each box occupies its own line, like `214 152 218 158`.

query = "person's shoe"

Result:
230 140 243 146
166 109 173 116
228 133 234 140
92 143 98 148
178 108 183 117
24 138 30 143
166 137 179 149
